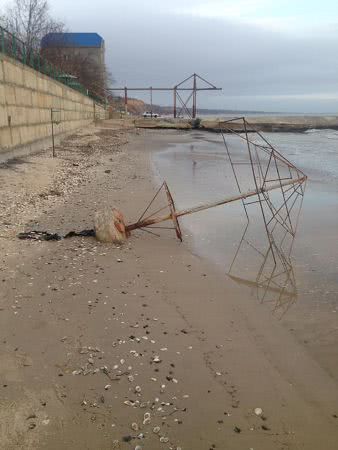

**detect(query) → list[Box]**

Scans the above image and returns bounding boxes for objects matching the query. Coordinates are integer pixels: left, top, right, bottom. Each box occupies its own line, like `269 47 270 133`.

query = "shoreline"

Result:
1 122 338 449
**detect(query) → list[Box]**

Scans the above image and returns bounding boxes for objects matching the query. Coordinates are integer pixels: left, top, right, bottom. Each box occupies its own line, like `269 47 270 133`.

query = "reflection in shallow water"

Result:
228 223 298 319
219 123 306 318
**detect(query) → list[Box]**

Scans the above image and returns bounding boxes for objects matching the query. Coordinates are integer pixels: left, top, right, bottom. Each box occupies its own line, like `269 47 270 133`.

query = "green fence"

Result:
0 25 104 104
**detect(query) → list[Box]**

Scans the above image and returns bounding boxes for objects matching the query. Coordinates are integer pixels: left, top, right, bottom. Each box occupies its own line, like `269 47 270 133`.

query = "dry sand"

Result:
0 120 338 449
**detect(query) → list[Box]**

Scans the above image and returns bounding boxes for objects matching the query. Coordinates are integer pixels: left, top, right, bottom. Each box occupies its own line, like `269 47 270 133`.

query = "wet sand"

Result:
0 122 338 449
153 129 338 384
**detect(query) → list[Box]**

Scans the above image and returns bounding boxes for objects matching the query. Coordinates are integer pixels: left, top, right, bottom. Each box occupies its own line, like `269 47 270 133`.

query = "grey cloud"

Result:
49 1 338 112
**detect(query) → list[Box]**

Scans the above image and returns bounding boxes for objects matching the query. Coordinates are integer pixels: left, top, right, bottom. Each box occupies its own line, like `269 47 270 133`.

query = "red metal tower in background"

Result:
107 73 221 118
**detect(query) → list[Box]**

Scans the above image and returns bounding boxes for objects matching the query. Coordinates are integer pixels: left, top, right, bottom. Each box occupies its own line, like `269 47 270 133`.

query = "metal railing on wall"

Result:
0 25 104 104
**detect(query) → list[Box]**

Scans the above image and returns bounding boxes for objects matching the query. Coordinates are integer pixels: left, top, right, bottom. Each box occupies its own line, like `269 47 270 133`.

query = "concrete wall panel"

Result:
3 60 24 85
0 53 107 160
15 87 32 107
0 83 5 105
0 104 8 128
11 127 21 147
5 85 16 105
0 127 11 148
23 69 38 90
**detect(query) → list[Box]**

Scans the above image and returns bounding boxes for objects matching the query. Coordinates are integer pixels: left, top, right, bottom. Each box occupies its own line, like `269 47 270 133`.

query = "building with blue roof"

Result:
41 33 104 49
41 32 106 95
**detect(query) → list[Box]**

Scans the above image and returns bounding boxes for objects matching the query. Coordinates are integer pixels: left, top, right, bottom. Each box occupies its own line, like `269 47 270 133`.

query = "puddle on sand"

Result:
153 130 338 382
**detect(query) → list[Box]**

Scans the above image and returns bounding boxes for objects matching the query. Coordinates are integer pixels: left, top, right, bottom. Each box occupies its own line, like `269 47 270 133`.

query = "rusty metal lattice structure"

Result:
219 117 306 316
220 117 306 288
173 73 220 119
126 117 307 286
107 73 221 118
126 182 183 241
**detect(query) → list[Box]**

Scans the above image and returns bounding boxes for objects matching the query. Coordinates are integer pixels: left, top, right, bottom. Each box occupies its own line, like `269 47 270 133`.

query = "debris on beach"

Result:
254 407 263 416
94 207 129 243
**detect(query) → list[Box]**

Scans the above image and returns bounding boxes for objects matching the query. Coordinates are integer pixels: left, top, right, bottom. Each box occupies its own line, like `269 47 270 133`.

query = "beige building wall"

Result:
0 52 107 161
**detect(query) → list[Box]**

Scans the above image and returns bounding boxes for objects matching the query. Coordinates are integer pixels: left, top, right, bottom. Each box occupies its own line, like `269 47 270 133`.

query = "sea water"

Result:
153 128 338 380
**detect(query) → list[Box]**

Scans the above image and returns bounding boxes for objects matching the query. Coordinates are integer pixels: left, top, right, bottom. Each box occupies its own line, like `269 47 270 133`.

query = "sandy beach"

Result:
1 121 338 450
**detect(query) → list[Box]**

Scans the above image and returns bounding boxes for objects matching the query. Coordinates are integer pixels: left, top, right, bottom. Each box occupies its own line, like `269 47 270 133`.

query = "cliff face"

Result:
109 95 176 116
109 96 146 114
126 98 146 114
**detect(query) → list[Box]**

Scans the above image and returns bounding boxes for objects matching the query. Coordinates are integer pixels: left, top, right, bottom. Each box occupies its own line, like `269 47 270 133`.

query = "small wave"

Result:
305 128 337 133
305 128 338 139
305 128 319 133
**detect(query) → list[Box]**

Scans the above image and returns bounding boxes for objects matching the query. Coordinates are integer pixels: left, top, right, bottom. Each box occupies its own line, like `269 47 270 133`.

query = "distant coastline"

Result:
197 111 338 117
142 103 338 117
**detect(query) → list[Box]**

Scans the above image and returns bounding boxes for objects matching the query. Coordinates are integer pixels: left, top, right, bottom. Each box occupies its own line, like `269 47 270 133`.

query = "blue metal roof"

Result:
41 33 104 48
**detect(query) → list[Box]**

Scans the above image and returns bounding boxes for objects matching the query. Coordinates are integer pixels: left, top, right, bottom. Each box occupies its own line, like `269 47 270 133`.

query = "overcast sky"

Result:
35 1 338 111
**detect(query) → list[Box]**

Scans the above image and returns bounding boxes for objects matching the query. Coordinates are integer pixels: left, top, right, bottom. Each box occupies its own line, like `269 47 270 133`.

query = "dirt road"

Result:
1 121 337 449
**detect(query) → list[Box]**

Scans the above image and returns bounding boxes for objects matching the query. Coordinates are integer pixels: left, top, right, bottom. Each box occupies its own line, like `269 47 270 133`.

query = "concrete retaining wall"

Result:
0 52 107 161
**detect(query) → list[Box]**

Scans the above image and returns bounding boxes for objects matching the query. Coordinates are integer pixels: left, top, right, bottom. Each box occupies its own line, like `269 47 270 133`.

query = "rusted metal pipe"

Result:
126 175 307 232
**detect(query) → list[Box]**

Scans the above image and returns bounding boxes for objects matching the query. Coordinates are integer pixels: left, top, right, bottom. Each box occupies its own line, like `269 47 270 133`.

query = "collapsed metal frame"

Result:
220 117 306 316
126 117 307 315
220 117 306 279
107 73 221 118
228 224 298 318
126 118 306 239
